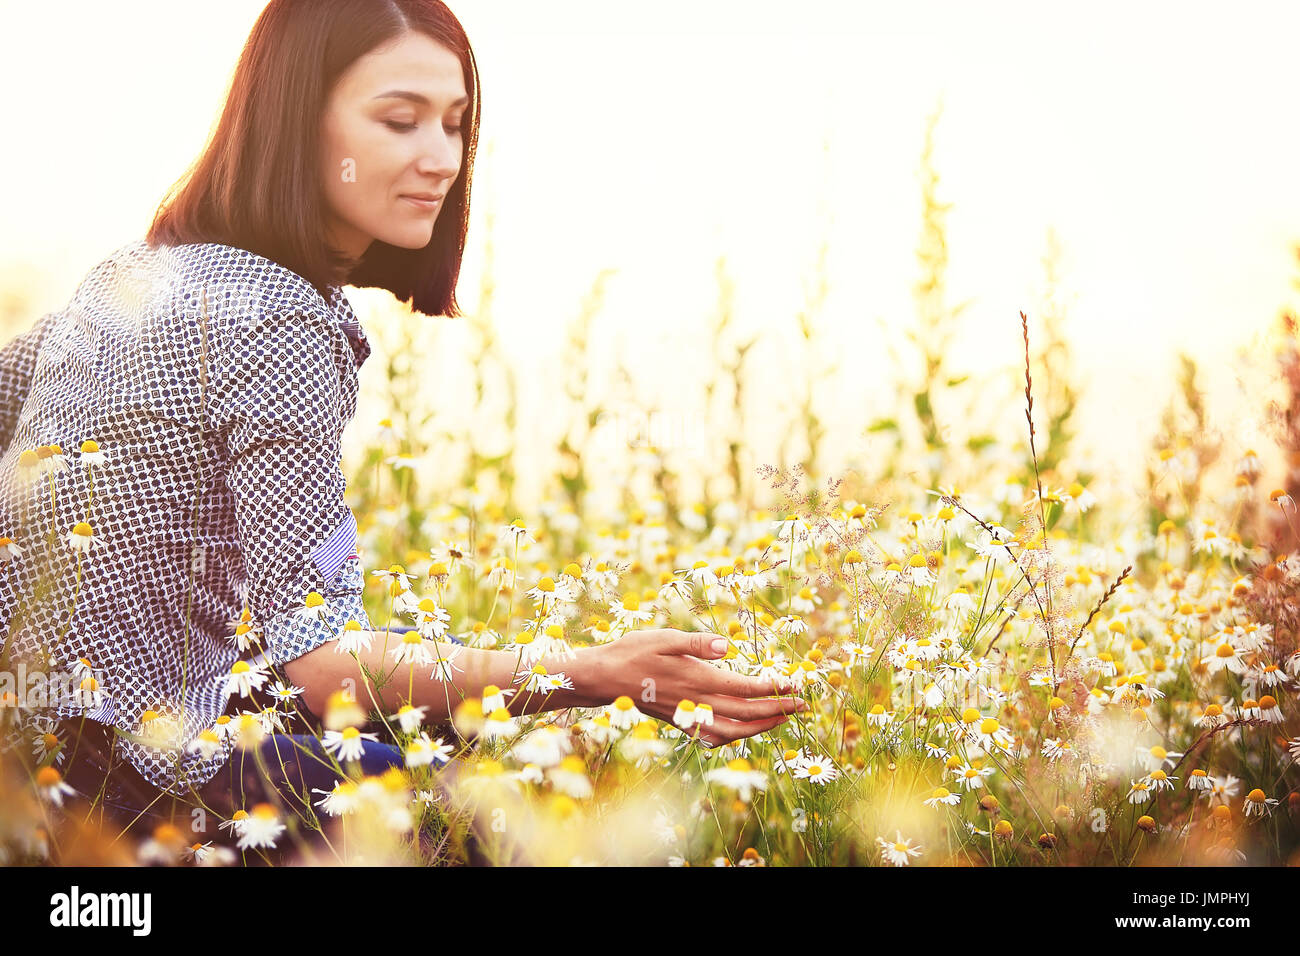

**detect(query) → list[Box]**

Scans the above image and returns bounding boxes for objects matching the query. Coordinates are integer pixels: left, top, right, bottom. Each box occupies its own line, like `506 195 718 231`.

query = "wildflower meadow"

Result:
4 204 1299 870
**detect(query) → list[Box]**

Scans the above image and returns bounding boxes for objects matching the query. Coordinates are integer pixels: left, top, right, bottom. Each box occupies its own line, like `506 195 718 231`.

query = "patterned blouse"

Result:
0 239 374 793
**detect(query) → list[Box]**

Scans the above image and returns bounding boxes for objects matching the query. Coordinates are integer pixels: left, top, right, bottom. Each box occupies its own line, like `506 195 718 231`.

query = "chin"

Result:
380 227 437 251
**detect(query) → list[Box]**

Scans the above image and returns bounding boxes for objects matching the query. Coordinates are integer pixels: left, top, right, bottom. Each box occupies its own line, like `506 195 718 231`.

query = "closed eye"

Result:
385 120 464 134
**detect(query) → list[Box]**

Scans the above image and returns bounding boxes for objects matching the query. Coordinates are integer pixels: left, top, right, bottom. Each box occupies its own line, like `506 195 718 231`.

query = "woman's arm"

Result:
285 627 807 747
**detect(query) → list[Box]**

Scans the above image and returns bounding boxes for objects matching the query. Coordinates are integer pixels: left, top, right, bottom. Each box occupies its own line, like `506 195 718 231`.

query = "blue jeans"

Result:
61 624 462 847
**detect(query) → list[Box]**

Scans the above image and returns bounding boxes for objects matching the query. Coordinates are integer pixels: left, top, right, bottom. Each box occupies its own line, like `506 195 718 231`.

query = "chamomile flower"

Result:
390 631 436 668
1243 788 1278 817
1200 640 1248 676
481 707 520 740
1207 774 1240 807
548 755 594 799
502 631 546 667
1195 703 1226 728
78 439 107 467
237 804 286 851
499 520 535 547
945 586 976 617
295 591 330 624
790 586 822 614
480 685 513 714
514 664 574 694
865 703 893 727
323 727 378 763
619 721 671 763
405 733 454 768
953 762 996 791
610 593 654 629
672 700 702 730
773 615 808 638
34 767 76 807
265 680 304 705
905 553 936 587
924 786 961 808
528 623 577 662
1143 769 1177 792
1139 745 1182 772
334 619 372 655
876 831 923 866
1186 768 1213 791
511 723 573 767
427 645 464 682
576 713 621 746
970 717 1014 753
1256 695 1283 724
64 521 101 554
183 841 235 866
220 660 266 697
678 560 719 589
707 758 768 802
792 755 839 785
526 576 575 609
606 695 643 729
1041 738 1072 761
0 536 24 561
657 576 694 604
392 704 428 734
413 598 452 640
1126 779 1153 804
186 729 224 761
371 564 417 592
314 781 359 817
1062 481 1098 514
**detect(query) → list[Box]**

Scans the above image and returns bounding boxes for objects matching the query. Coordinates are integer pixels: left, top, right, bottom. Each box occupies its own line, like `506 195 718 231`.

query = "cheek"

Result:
325 119 399 192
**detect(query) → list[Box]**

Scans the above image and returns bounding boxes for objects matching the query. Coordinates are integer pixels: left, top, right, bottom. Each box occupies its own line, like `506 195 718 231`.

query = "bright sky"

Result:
2 0 1297 505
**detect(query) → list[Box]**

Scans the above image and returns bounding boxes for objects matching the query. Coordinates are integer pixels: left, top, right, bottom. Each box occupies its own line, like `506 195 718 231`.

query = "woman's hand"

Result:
587 628 808 747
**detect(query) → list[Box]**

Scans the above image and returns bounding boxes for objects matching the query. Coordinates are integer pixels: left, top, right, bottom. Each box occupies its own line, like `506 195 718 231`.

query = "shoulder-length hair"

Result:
148 0 480 318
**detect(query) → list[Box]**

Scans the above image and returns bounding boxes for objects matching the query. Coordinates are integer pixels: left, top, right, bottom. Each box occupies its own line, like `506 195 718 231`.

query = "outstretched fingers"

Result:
700 664 796 700
696 693 807 723
694 713 792 747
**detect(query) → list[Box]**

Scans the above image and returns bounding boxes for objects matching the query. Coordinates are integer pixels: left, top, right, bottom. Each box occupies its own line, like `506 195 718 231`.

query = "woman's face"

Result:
320 32 468 261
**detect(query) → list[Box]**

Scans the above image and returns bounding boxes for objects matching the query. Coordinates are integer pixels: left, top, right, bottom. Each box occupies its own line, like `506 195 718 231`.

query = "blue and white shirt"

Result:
0 239 373 793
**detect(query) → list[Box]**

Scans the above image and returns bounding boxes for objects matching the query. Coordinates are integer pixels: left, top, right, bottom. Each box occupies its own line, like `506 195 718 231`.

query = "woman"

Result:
0 0 803 857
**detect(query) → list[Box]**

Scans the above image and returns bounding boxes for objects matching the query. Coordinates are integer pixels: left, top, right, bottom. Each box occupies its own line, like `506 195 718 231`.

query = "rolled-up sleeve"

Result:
211 304 371 670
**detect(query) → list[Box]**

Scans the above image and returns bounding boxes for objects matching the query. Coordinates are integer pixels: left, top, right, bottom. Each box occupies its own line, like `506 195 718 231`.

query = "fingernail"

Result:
710 638 727 654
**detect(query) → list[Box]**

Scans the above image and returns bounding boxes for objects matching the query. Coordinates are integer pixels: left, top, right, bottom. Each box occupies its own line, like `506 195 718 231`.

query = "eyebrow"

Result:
373 90 469 108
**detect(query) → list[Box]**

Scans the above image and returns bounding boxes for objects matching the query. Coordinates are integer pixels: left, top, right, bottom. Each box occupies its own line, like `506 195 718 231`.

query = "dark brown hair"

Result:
147 0 480 317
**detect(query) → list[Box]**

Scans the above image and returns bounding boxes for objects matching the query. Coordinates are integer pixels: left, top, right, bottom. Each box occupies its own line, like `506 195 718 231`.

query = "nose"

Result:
414 128 460 182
